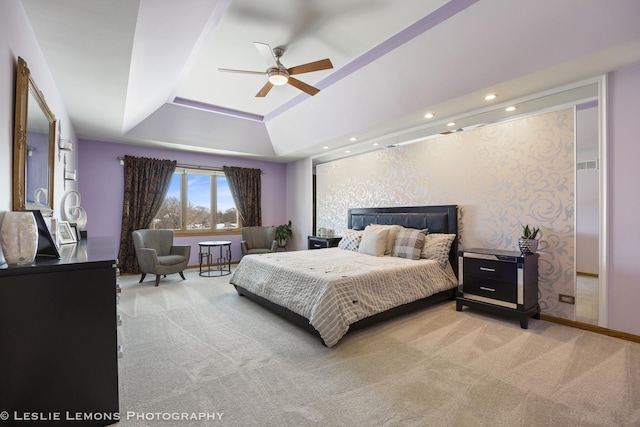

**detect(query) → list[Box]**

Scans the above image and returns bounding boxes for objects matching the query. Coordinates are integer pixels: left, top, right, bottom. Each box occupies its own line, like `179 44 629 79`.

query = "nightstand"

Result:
456 248 539 328
308 236 342 250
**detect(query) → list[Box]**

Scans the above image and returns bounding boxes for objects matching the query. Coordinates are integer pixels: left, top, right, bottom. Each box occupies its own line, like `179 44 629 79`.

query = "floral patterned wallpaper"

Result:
316 108 575 319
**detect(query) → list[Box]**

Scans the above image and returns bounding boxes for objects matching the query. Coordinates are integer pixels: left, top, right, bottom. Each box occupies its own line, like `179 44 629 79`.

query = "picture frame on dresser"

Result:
57 220 77 245
29 209 60 259
69 222 81 241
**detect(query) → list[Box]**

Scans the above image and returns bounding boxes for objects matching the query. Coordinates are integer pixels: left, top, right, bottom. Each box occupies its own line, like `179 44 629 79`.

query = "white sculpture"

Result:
61 190 87 231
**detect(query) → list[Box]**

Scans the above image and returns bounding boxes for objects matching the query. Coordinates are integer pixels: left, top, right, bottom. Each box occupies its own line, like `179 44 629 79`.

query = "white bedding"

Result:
229 247 457 347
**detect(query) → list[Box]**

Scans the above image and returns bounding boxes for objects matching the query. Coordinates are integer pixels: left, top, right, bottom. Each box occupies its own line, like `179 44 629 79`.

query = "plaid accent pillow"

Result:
392 228 426 260
337 229 363 251
421 233 456 266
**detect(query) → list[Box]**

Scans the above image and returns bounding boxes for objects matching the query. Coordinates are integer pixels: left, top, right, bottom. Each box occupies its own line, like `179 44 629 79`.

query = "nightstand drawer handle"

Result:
480 286 496 292
479 267 496 272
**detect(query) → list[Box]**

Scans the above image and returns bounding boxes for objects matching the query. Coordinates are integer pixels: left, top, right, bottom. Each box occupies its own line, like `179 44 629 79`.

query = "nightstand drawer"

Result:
463 258 516 282
309 238 328 249
463 276 517 303
308 236 342 250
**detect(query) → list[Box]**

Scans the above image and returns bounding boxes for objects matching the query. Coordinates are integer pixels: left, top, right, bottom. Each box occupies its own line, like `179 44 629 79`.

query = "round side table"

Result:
198 241 232 277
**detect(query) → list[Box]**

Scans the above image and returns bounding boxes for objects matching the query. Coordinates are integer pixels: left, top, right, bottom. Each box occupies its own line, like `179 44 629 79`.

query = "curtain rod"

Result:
117 157 265 173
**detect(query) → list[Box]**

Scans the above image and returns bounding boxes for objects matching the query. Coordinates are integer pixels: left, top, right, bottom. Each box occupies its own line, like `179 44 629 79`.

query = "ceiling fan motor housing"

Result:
272 46 285 59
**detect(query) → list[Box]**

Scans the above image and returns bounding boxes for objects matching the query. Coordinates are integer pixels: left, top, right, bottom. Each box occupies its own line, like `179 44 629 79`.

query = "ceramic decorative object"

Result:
518 238 539 255
1 211 38 265
518 224 540 255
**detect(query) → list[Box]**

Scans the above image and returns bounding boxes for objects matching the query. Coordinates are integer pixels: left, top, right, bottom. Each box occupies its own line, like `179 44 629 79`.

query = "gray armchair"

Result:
132 229 191 286
241 226 277 256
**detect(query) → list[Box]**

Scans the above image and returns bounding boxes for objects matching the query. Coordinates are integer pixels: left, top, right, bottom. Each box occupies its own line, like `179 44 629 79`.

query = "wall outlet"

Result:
559 294 575 304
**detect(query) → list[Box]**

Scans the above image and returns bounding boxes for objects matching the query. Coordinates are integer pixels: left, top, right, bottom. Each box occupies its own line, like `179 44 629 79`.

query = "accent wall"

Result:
316 108 575 319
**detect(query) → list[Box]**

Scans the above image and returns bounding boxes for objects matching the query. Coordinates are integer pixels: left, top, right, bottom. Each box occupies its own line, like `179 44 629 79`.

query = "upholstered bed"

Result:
230 205 459 347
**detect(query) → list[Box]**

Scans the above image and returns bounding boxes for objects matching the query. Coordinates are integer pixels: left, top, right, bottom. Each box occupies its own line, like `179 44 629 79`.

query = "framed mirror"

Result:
13 56 56 216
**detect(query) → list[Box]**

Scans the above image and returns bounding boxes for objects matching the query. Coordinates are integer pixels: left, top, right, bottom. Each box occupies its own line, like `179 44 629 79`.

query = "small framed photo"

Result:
58 220 77 245
69 223 81 241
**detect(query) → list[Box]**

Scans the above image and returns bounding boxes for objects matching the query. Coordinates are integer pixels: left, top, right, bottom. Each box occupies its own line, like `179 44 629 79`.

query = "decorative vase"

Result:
1 211 39 265
518 238 538 255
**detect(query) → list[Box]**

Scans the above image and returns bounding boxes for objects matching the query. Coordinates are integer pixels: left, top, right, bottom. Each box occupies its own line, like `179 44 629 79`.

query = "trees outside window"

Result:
152 168 239 233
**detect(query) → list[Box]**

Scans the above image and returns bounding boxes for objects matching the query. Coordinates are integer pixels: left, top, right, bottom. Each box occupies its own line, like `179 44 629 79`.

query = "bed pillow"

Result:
337 229 363 252
421 233 456 266
392 228 426 260
368 224 403 255
358 225 389 257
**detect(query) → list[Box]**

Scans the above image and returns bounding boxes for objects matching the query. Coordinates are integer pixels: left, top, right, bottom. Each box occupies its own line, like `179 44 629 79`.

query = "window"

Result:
152 167 239 233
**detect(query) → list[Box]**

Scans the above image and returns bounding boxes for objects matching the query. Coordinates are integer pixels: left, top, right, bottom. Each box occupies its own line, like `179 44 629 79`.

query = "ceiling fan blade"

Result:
287 77 320 96
287 58 333 75
254 42 278 68
218 68 265 75
255 81 274 97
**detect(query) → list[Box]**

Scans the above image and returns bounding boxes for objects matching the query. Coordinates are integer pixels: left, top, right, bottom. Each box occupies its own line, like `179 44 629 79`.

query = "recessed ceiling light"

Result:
322 146 329 149
505 106 517 112
345 150 351 153
424 113 434 119
349 137 358 141
372 142 379 146
447 122 456 127
484 94 497 101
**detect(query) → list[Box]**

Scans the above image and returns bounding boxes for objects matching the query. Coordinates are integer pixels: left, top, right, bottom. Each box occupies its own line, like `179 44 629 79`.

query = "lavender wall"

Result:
608 62 640 336
77 139 287 266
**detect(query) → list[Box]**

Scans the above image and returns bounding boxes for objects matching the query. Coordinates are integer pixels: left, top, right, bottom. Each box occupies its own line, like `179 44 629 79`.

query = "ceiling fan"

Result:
218 42 333 97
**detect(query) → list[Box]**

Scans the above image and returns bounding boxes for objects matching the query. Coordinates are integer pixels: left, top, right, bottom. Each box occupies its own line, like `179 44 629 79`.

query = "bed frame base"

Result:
234 285 455 346
233 205 459 347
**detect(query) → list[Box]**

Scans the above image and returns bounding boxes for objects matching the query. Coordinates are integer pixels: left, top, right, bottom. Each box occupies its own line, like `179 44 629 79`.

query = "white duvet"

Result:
229 248 457 347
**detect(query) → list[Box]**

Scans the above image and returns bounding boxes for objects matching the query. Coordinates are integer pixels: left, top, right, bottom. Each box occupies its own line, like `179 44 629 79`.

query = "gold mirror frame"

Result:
13 56 56 216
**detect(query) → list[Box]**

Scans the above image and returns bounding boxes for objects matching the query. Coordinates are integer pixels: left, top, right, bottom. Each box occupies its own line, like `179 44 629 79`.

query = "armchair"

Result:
132 229 191 286
241 226 277 256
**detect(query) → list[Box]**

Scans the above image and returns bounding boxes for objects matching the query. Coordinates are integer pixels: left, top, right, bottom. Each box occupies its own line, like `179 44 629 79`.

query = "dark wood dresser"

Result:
456 248 539 328
0 237 119 425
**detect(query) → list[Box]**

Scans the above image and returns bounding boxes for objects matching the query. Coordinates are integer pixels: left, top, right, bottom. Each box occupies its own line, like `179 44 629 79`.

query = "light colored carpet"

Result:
115 268 640 426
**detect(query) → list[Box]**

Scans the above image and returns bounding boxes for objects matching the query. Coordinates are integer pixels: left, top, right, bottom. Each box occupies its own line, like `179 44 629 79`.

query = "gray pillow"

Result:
392 228 426 260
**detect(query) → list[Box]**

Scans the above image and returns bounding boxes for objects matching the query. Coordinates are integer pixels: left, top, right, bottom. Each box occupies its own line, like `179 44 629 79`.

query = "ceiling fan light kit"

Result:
268 69 289 86
219 41 333 97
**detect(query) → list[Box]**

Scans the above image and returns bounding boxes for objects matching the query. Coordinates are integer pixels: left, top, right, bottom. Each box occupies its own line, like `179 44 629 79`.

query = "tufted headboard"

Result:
347 205 459 277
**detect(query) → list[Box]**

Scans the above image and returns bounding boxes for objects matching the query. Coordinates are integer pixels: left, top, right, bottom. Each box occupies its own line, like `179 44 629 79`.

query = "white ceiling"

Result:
20 0 640 163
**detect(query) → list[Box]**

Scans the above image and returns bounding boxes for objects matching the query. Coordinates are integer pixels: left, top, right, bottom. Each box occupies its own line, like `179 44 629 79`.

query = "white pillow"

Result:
337 229 363 251
358 225 389 257
368 224 403 255
421 233 456 266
